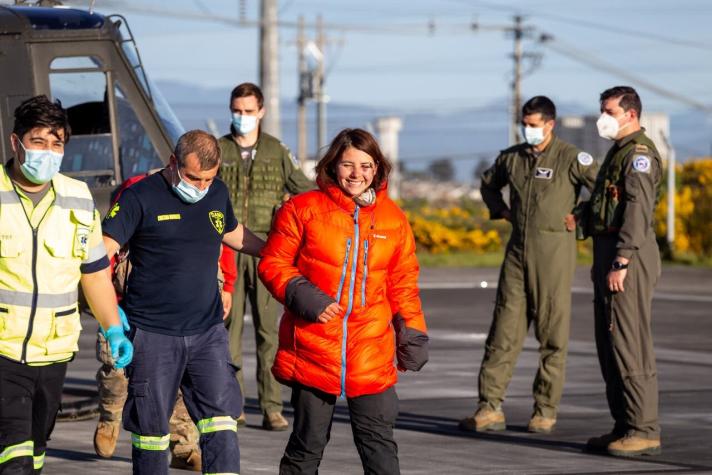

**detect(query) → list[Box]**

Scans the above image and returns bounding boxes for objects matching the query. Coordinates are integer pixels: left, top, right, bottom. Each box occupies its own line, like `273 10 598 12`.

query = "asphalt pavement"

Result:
45 265 712 474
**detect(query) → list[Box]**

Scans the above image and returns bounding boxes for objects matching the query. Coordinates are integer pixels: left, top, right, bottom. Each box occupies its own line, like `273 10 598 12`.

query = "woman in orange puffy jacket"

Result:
258 128 428 474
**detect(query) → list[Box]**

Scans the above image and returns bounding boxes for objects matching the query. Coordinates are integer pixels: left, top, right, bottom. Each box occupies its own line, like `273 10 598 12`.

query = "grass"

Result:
416 251 505 268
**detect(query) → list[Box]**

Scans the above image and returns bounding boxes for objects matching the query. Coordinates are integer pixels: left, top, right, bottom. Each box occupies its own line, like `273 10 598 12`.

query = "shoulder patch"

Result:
577 152 593 166
280 141 300 169
632 155 651 173
634 144 649 153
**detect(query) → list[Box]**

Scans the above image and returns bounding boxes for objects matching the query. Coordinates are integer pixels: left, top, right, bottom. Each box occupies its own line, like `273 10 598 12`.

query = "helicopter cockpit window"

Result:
114 83 163 177
49 56 114 187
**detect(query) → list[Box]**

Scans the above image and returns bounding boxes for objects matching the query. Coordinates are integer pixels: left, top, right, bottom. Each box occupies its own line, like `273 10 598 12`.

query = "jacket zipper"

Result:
335 239 352 303
361 239 369 307
14 187 55 364
340 205 360 398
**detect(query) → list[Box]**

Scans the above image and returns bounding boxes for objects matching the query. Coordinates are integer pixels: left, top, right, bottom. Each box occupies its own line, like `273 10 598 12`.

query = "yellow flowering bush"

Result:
655 158 712 258
404 201 503 254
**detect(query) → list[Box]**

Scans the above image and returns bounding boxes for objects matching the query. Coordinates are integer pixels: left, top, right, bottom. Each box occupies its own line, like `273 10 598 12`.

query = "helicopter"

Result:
0 2 185 214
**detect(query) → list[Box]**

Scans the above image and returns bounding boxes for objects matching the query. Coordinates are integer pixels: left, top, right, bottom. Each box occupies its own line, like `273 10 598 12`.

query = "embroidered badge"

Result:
535 167 553 179
632 155 651 173
74 226 89 257
577 152 593 166
209 210 225 234
107 203 120 219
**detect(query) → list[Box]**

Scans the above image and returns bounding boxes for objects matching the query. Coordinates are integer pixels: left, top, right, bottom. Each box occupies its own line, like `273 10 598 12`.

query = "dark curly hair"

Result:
13 94 71 143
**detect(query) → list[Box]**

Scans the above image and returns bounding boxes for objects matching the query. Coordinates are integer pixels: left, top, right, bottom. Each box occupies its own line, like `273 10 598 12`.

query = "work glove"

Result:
105 325 133 369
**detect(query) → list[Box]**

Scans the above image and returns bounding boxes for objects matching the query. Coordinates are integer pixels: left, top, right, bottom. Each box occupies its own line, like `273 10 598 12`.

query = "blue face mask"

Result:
172 168 209 204
17 140 64 184
231 113 258 135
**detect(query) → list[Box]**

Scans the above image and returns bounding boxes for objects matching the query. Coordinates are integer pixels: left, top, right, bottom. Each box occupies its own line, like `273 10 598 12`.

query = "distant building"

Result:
558 112 670 162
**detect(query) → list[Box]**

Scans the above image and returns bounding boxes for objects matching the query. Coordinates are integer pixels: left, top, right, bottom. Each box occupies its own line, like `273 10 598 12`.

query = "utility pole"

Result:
316 14 327 156
259 0 281 137
297 15 308 165
510 15 523 146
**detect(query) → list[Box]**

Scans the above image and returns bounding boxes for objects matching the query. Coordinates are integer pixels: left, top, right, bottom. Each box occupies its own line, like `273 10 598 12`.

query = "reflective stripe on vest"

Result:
33 452 45 469
0 440 34 464
0 288 78 308
196 416 238 434
131 433 170 451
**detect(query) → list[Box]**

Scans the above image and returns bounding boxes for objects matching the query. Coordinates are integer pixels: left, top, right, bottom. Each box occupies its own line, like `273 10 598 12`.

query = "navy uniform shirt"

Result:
102 171 238 336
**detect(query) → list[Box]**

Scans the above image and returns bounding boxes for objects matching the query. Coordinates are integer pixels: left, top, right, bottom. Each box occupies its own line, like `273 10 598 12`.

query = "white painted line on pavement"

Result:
420 283 712 303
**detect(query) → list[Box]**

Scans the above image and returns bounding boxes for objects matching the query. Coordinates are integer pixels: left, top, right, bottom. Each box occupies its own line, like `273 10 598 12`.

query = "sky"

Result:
50 0 712 116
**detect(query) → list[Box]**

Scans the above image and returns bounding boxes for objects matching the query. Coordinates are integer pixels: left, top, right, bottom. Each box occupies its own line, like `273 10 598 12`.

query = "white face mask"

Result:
597 113 624 140
522 126 546 146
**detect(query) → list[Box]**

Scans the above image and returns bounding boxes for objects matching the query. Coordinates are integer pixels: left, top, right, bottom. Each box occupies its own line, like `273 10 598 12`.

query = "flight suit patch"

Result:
632 155 651 173
74 226 90 258
634 144 649 153
577 152 593 166
535 167 553 179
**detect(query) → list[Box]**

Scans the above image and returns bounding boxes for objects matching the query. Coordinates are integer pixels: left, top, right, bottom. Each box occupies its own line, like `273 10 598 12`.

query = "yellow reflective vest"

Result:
0 165 96 364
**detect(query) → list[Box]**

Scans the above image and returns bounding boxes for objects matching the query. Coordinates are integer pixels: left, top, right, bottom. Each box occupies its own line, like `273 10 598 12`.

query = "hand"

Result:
501 209 512 222
118 305 130 332
105 325 134 369
221 291 233 320
564 213 576 232
316 302 343 324
607 257 629 293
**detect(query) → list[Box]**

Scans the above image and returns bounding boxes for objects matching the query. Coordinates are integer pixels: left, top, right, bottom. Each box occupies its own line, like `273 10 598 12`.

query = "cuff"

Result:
80 255 110 274
616 249 634 260
393 313 429 371
285 276 335 322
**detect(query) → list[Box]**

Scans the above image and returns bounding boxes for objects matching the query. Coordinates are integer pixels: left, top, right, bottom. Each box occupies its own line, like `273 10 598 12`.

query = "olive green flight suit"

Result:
478 135 599 418
219 131 313 415
586 129 661 439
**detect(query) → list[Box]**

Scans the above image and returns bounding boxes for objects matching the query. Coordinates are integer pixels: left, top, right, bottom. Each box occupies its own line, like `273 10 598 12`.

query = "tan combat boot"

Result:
170 449 202 472
94 420 121 458
458 408 506 432
262 411 289 431
607 434 661 457
528 415 556 434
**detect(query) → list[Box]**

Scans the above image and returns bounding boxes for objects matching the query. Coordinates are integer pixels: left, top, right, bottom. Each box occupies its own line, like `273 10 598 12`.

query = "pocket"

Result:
126 381 162 435
45 306 82 355
0 306 27 339
0 235 25 257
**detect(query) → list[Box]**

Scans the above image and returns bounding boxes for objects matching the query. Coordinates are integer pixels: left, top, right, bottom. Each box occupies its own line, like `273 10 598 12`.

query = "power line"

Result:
460 0 712 51
540 35 712 112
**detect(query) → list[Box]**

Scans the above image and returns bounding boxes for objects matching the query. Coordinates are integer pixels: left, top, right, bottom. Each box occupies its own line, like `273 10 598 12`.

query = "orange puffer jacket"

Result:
258 181 428 398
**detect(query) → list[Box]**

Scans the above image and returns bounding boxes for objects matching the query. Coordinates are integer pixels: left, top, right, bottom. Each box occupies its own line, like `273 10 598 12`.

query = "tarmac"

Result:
45 265 712 474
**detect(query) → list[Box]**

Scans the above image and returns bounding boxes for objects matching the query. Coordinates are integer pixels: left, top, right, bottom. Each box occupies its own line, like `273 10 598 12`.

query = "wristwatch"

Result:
611 261 629 271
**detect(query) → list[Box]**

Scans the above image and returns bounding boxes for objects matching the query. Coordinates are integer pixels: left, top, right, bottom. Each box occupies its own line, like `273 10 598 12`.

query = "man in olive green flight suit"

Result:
459 96 599 434
584 86 662 457
219 82 313 431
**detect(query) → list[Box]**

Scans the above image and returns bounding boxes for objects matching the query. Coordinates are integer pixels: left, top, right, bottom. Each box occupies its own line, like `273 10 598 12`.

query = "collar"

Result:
615 127 645 148
318 177 387 214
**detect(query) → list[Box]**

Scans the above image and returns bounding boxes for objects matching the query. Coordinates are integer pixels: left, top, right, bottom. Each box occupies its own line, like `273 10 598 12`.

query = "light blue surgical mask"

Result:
231 113 258 135
172 168 209 204
17 140 64 184
521 126 546 146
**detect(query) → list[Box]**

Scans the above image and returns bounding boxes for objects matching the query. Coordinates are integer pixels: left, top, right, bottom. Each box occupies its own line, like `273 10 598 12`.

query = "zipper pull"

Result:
353 205 360 224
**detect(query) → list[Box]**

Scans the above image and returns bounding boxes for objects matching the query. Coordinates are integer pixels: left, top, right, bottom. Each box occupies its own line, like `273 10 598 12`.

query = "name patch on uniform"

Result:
209 210 225 234
632 155 651 173
577 152 593 166
535 167 553 179
157 214 181 222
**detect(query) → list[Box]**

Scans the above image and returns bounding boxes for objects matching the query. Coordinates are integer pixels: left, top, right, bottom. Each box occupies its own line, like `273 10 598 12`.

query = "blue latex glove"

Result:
118 305 131 332
105 325 134 369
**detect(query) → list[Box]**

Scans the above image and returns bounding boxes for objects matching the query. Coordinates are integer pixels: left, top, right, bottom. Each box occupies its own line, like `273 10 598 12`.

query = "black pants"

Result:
0 357 67 475
280 384 400 475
